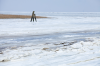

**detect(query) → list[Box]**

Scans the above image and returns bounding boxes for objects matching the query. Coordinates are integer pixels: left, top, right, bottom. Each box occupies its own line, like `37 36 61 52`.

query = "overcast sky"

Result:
0 0 100 12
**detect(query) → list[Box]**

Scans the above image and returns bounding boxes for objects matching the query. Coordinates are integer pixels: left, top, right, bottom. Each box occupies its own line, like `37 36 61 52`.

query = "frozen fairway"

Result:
0 12 100 66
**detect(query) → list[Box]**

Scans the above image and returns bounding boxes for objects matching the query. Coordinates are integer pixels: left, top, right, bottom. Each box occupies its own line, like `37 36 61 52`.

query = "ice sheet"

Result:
0 16 100 37
0 12 100 66
0 37 100 66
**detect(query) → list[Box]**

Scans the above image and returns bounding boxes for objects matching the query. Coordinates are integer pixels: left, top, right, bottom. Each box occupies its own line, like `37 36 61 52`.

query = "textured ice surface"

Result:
0 12 100 66
0 37 100 66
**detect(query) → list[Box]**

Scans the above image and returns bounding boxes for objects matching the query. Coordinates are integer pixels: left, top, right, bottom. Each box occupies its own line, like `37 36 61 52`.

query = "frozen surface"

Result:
0 16 100 36
0 37 100 66
0 12 100 66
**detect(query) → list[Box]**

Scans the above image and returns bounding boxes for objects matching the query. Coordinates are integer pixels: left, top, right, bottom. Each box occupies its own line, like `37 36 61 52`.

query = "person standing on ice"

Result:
30 11 37 22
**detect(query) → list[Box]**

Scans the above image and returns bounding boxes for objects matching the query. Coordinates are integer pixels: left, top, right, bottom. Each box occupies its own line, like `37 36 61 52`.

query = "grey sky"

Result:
0 0 100 12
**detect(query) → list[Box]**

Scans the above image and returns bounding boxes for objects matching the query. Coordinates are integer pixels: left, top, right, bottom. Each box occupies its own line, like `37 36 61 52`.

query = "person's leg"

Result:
33 17 34 22
30 17 32 22
35 17 37 22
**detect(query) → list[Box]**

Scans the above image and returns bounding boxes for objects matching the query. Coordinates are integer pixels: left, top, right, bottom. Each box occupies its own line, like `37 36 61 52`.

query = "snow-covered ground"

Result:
0 12 100 66
0 16 100 36
0 37 100 66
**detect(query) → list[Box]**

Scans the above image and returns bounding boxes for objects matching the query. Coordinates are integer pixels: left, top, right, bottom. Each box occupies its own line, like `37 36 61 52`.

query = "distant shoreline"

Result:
0 14 47 19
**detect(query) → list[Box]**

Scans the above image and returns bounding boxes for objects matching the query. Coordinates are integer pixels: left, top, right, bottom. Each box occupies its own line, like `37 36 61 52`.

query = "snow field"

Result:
0 13 100 66
0 37 100 66
0 17 100 37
